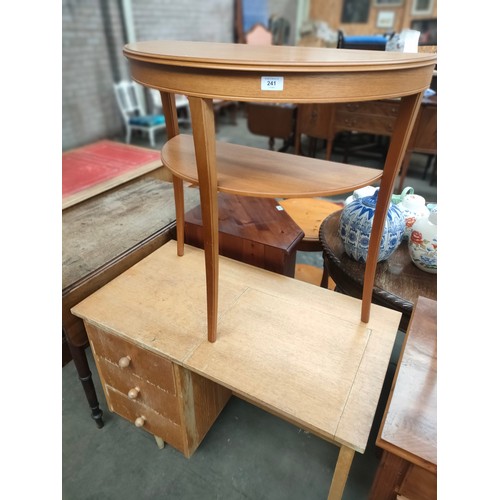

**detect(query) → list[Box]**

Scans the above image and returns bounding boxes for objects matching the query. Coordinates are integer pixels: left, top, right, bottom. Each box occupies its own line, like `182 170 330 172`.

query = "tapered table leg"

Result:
160 91 185 256
188 96 219 342
361 92 424 323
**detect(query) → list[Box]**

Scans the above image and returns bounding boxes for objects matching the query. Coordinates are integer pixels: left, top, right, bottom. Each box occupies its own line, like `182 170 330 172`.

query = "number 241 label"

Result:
261 76 284 91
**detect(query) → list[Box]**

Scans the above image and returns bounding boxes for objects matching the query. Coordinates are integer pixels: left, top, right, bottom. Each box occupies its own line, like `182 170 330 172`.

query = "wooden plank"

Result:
72 241 401 453
377 296 437 472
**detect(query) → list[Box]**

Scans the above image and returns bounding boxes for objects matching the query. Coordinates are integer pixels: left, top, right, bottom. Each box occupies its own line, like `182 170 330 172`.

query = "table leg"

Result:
64 329 104 428
327 445 355 500
361 92 424 323
173 175 185 256
160 91 185 257
188 96 219 342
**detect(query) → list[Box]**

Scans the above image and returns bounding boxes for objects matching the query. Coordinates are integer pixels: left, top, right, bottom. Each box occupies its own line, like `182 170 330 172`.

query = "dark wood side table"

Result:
184 192 304 278
319 210 436 332
369 296 437 499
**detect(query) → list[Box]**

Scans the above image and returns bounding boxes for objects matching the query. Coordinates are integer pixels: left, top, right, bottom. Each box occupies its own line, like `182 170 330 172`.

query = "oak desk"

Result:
369 296 437 499
72 241 401 499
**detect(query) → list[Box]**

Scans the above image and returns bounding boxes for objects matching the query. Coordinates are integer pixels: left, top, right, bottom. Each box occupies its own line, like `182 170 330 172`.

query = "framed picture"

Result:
411 18 437 45
374 0 403 6
376 11 395 29
341 0 370 23
411 0 434 16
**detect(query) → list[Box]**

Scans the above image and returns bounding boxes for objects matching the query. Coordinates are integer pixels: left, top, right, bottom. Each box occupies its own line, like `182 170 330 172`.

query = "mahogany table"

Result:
319 210 437 332
184 192 304 277
369 296 437 499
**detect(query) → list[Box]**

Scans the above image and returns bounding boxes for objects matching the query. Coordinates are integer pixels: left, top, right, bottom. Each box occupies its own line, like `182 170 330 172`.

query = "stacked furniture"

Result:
72 42 436 498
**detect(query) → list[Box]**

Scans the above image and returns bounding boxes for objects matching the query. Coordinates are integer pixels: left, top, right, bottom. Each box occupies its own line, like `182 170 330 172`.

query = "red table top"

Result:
62 140 160 198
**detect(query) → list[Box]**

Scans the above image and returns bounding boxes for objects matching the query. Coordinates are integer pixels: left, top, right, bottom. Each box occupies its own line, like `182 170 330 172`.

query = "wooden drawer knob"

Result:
135 416 146 427
118 356 131 368
128 387 140 399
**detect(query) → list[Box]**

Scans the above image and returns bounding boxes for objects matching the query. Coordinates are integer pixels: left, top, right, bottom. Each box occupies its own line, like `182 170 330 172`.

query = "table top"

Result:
185 192 304 252
376 296 437 472
124 41 436 103
62 141 163 210
62 179 200 290
72 241 401 453
320 210 437 331
124 40 436 72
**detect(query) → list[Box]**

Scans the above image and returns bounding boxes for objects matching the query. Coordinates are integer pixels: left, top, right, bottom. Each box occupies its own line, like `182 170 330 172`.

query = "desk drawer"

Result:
98 357 181 424
336 111 396 135
106 386 185 454
339 100 400 117
85 322 176 394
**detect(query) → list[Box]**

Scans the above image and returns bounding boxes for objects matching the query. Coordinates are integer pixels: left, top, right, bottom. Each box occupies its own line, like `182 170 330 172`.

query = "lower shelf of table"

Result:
161 134 383 198
72 240 401 454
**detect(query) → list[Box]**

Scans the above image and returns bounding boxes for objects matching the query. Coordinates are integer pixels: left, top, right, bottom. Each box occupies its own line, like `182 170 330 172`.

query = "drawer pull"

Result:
118 356 131 368
135 416 146 427
128 387 140 399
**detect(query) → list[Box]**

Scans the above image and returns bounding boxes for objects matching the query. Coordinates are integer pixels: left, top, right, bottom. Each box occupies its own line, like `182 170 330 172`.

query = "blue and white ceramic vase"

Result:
339 189 405 263
408 206 437 273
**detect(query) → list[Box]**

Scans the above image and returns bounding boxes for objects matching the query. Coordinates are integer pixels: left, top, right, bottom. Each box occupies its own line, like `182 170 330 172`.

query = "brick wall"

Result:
62 0 299 150
62 0 233 151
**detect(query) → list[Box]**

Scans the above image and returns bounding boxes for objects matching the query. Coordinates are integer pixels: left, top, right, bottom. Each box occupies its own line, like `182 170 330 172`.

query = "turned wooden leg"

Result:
361 92 424 323
64 329 104 428
327 445 355 500
188 96 219 342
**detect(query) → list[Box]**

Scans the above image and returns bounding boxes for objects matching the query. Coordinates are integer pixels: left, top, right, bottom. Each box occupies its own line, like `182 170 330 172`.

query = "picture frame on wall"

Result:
341 0 370 23
411 0 434 16
376 11 395 29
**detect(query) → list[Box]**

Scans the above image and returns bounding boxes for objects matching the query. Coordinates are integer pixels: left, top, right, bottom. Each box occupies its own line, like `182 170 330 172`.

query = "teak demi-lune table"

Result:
73 42 435 499
123 40 436 343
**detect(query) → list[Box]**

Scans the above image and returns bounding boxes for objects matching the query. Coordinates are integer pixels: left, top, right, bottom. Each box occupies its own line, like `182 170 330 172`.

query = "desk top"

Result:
377 296 437 472
72 241 401 453
62 141 163 210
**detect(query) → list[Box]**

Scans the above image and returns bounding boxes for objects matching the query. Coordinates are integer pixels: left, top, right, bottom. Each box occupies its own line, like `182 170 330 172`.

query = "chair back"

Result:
113 81 146 123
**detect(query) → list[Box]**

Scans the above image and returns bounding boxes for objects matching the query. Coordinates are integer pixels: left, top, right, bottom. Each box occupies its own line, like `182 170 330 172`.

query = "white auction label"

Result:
261 76 284 91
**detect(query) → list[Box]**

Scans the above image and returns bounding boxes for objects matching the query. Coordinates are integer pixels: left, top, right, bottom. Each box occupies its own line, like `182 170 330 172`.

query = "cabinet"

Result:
123 41 436 343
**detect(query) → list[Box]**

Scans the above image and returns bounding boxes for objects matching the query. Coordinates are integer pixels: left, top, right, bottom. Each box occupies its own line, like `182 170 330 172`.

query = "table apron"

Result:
129 60 434 103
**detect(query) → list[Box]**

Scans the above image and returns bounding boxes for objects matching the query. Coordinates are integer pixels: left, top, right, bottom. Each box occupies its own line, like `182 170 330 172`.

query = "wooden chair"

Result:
113 81 166 147
149 89 191 127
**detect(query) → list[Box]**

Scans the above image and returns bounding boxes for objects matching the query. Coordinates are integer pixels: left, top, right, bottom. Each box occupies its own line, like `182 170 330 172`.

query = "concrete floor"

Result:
62 105 437 499
62 338 403 499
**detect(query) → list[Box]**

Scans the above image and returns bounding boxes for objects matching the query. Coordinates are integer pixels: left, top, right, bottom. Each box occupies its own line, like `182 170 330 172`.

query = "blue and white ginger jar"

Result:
339 189 405 263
